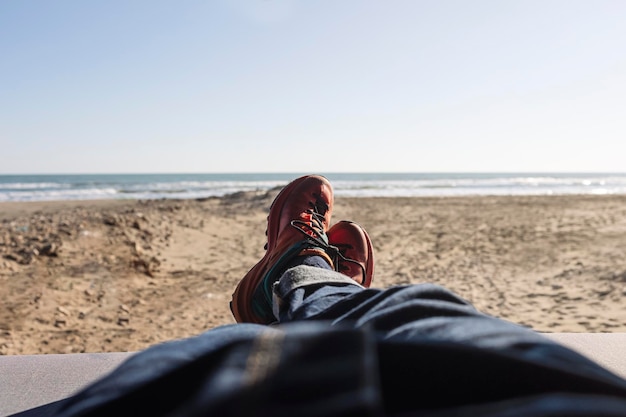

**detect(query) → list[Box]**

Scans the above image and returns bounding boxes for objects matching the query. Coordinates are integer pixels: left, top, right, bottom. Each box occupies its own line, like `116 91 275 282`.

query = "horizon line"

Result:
2 171 626 176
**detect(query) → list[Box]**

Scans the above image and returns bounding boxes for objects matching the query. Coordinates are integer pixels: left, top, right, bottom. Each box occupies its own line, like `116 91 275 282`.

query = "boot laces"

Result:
291 197 366 284
289 196 329 247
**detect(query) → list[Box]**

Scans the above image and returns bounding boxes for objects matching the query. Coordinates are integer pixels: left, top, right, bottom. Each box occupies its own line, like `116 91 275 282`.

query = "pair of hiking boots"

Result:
230 175 374 324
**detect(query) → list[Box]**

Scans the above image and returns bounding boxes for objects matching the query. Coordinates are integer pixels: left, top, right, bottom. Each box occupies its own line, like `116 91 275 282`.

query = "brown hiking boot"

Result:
230 175 335 324
327 220 374 287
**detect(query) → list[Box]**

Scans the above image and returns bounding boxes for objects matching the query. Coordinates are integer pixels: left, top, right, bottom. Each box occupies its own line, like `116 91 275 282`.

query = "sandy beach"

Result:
1 191 626 355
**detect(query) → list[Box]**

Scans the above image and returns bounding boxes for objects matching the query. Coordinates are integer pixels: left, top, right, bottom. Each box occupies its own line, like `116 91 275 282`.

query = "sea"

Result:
1 173 626 203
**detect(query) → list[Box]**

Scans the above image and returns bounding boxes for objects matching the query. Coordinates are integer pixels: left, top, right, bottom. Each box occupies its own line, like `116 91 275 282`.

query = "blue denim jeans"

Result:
29 265 626 416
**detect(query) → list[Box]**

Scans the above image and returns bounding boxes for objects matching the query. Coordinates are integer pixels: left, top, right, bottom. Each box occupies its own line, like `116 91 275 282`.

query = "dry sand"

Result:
1 191 626 355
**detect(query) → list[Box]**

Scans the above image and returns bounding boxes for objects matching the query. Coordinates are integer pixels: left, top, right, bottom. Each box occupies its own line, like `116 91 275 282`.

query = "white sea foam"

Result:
0 188 119 202
331 175 626 197
0 182 69 190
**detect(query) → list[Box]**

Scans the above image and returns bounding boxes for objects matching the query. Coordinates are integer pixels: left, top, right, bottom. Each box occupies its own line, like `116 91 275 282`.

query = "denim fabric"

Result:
33 265 626 417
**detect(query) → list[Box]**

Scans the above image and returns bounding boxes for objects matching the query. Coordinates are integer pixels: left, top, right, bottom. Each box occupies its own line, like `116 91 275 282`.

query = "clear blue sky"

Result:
1 0 625 174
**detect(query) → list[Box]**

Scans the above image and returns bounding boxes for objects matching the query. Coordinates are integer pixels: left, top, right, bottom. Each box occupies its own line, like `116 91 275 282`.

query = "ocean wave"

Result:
2 174 626 202
0 182 70 190
0 188 119 202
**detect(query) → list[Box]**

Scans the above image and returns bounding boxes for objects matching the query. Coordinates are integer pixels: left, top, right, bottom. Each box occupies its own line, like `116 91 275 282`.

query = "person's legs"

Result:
40 174 626 416
45 268 626 417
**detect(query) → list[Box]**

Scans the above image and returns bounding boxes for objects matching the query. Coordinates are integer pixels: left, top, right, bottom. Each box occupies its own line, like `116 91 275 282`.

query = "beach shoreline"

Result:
2 192 626 355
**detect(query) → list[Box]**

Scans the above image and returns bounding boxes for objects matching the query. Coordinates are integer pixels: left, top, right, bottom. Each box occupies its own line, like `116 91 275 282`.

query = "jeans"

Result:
32 265 626 416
